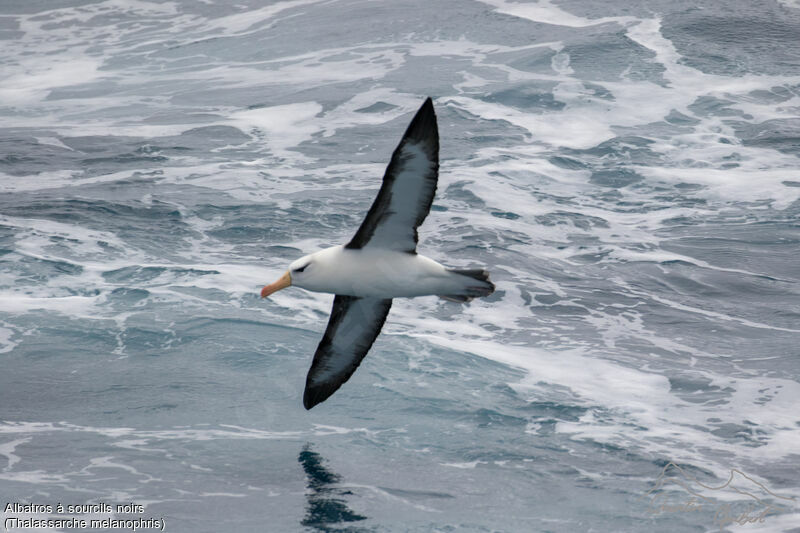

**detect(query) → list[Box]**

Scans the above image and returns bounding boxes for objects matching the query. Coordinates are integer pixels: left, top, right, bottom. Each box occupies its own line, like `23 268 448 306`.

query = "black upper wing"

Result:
345 97 439 253
303 295 393 409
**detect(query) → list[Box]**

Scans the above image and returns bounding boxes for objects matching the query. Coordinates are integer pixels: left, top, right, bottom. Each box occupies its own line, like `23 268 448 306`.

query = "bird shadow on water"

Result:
298 444 372 532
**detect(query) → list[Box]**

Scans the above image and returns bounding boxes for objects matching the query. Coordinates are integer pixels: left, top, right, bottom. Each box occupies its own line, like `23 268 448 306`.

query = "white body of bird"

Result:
286 245 479 299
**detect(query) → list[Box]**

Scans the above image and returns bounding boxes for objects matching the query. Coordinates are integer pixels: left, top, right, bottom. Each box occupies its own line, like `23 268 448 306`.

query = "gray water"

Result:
1 0 799 531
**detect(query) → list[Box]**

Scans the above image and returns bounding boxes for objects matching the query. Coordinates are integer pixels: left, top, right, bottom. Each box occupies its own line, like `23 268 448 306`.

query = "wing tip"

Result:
303 390 321 410
403 96 438 146
302 382 341 410
302 359 343 410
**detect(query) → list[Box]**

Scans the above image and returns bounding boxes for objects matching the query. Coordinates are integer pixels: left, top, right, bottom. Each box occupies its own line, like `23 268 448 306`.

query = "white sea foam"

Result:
0 437 30 471
202 0 327 34
318 89 426 136
0 323 20 354
420 336 800 473
435 14 800 209
0 215 125 250
478 0 635 28
0 56 105 105
33 137 75 151
0 420 303 442
440 461 482 469
229 102 323 160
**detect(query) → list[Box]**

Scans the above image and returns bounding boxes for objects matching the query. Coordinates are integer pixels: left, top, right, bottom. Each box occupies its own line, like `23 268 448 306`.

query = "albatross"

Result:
260 97 495 409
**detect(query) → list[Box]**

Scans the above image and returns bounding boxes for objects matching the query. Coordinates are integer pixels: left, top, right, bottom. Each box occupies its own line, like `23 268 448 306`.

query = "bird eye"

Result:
293 263 309 273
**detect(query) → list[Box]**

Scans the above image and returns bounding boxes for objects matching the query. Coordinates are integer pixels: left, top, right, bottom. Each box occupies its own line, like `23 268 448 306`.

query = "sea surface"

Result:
1 1 799 531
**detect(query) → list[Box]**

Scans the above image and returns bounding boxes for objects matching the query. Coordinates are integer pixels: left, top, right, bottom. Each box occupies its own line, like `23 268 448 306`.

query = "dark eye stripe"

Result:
293 263 309 273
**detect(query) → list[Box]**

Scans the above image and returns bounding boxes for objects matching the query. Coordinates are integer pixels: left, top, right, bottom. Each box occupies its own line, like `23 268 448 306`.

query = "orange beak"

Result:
260 271 292 298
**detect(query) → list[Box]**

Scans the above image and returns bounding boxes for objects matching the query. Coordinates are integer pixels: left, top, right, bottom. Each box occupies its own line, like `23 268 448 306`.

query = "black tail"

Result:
440 269 495 303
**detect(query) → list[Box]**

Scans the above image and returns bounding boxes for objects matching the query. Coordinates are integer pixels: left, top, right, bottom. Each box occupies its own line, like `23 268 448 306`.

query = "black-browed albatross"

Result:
261 97 495 409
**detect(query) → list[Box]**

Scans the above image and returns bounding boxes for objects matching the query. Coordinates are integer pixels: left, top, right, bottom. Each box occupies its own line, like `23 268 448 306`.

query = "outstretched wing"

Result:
303 295 393 409
345 97 439 253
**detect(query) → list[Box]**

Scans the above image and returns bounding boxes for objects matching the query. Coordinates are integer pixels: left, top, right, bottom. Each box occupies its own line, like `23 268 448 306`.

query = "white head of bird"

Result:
261 245 377 297
260 253 316 298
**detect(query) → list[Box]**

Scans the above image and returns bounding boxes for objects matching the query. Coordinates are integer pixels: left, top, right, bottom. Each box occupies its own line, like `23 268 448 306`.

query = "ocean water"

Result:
1 0 799 531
